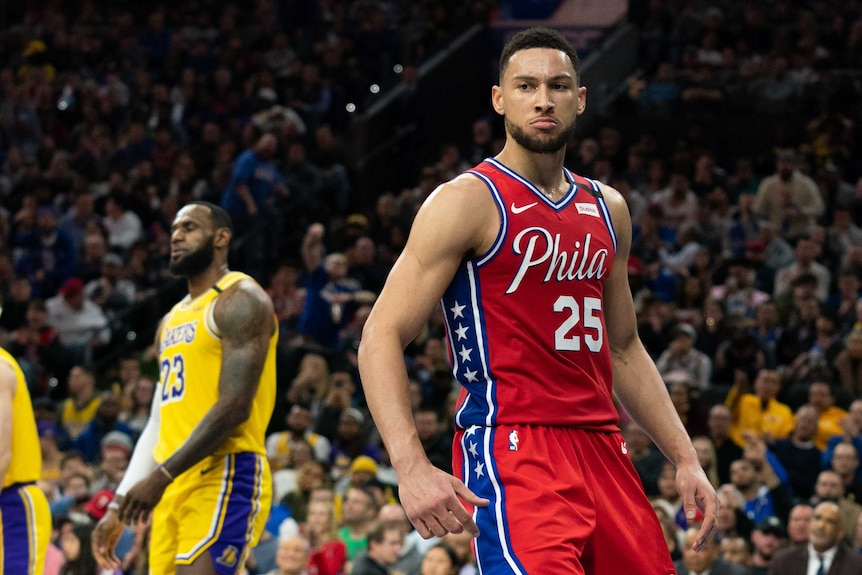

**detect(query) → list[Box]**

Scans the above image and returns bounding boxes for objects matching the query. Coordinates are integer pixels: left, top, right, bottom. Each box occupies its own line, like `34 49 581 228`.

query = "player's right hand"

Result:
92 509 124 570
397 461 489 539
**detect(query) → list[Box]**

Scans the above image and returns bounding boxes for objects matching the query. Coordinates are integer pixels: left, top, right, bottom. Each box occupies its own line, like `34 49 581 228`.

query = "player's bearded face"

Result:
506 115 576 154
170 233 215 276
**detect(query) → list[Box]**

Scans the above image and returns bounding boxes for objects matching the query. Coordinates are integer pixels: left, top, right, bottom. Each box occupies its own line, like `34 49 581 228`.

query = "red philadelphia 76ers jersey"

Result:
443 158 619 430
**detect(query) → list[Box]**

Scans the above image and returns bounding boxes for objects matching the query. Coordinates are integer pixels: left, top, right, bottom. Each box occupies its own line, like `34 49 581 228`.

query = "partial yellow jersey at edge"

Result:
153 272 277 463
0 347 41 487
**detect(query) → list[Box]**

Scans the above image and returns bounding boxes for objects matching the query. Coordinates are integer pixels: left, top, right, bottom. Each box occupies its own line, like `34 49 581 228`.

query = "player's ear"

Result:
214 228 232 249
577 86 587 115
491 85 505 116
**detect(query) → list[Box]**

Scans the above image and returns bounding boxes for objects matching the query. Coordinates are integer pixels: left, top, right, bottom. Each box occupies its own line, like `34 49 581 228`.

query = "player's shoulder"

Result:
216 276 275 324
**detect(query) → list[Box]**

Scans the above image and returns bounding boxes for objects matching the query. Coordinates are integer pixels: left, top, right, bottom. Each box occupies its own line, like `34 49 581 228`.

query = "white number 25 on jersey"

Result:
553 295 603 352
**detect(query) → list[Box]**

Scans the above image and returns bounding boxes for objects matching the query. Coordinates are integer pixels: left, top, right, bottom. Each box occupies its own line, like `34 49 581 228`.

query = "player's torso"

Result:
0 347 42 486
154 272 277 461
443 159 619 429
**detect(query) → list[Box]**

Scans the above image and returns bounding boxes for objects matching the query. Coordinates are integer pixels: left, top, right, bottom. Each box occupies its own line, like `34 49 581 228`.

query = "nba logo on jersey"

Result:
216 545 239 568
509 429 519 451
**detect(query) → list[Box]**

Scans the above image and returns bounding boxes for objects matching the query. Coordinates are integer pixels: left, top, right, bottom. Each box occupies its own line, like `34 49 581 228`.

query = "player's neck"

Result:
186 263 230 298
495 145 568 200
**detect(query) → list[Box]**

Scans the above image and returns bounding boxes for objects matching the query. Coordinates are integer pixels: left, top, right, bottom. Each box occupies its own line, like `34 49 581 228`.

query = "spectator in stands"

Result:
828 442 862 504
624 421 667 496
73 391 136 462
58 191 99 254
833 331 862 399
267 535 311 575
414 407 452 475
769 501 862 575
774 238 832 304
267 403 333 470
821 399 862 480
674 526 746 575
329 408 380 480
13 205 78 298
748 516 787 575
378 502 436 575
726 368 794 447
707 404 744 485
350 521 404 575
786 502 814 545
656 323 712 389
729 437 788 527
753 150 823 242
58 365 101 440
90 430 132 492
718 536 751 569
811 470 861 540
297 223 376 350
806 382 849 451
338 486 378 563
649 163 698 231
84 253 136 318
45 276 110 369
102 192 143 253
304 499 348 575
117 375 154 434
770 404 821 501
220 132 290 270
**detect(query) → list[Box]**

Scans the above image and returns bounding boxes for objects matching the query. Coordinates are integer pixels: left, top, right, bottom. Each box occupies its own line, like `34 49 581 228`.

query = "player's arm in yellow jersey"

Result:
118 278 275 525
0 358 17 485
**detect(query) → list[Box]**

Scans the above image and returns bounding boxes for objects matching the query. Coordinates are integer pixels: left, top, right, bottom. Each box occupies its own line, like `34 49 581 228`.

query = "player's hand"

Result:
675 462 718 553
396 460 489 539
118 468 172 525
92 507 124 570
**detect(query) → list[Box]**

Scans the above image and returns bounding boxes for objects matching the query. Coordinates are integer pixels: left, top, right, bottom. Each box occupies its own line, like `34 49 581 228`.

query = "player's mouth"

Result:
530 117 557 129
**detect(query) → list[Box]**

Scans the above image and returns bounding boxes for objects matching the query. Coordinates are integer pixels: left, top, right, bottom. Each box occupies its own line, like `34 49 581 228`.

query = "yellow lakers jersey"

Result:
1 347 42 487
154 272 277 463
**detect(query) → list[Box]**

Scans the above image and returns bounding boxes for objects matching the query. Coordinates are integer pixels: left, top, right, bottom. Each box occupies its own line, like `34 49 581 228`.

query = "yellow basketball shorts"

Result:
149 452 272 575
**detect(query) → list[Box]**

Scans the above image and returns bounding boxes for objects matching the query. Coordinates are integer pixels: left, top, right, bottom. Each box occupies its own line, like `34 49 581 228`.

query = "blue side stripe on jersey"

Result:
443 261 497 429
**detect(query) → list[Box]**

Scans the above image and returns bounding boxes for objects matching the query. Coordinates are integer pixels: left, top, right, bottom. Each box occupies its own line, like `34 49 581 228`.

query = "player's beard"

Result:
506 116 576 154
169 235 216 276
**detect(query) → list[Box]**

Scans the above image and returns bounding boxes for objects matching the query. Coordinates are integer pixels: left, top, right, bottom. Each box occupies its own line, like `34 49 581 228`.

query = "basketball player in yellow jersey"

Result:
92 201 278 575
0 340 53 574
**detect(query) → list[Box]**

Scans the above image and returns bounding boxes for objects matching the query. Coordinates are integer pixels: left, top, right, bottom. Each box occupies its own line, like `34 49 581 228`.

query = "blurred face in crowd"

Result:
815 471 844 501
730 459 757 491
421 546 458 575
342 488 374 525
787 504 813 544
810 502 843 553
831 443 859 477
720 537 750 566
708 405 733 439
275 536 310 574
682 529 717 573
369 527 403 567
753 370 780 400
792 406 818 442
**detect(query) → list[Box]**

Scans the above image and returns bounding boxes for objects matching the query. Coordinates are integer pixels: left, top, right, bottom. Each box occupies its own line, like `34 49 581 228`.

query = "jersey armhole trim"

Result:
466 170 508 268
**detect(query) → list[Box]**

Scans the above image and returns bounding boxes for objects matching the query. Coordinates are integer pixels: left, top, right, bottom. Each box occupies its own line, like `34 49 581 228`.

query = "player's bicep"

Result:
213 282 275 411
367 179 491 346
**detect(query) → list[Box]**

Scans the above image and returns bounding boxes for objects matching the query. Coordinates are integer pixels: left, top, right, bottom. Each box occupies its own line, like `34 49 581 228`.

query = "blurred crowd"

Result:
4 1 862 574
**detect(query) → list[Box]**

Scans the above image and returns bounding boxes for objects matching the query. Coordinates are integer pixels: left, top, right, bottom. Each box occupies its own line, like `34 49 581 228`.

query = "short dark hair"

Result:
187 201 233 235
499 27 579 80
367 521 403 546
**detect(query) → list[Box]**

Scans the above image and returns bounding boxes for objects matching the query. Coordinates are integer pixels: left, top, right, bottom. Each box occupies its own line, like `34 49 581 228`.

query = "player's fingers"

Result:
694 492 718 552
413 518 434 539
452 479 489 507
424 514 452 538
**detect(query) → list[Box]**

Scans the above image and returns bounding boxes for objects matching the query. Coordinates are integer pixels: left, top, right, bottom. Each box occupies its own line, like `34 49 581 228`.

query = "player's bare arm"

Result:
600 183 718 550
360 175 493 538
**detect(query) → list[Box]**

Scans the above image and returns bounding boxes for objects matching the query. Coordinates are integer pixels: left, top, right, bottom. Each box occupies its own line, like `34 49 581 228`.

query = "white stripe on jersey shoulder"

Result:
585 177 618 252
486 158 575 210
204 298 221 339
466 169 508 268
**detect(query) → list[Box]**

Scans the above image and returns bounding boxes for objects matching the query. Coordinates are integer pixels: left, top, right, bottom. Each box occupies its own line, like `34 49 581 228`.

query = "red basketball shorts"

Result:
452 425 676 575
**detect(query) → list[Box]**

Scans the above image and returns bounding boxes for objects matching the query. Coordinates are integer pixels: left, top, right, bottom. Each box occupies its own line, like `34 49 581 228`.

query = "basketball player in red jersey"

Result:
358 27 717 574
